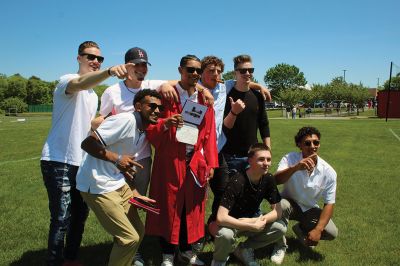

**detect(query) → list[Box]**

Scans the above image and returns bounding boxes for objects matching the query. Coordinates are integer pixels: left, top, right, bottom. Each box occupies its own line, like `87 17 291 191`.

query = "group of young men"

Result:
40 41 338 266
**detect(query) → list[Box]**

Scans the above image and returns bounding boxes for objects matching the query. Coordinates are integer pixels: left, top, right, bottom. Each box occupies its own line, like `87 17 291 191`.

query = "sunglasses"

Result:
235 68 254 74
80 53 104 63
147 102 164 112
304 140 320 146
185 67 203 75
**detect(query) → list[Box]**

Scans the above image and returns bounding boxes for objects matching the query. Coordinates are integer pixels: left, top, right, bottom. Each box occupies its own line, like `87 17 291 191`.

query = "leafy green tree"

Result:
264 63 307 97
0 97 28 113
5 74 27 100
0 74 8 102
222 71 235 81
278 88 302 107
26 76 53 104
383 76 400 90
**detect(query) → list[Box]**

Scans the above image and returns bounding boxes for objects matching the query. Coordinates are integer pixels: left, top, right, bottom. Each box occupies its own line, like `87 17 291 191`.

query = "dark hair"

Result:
180 54 200 67
233 54 252 69
248 143 271 158
78 41 100 55
133 89 162 105
294 126 321 146
201 56 225 72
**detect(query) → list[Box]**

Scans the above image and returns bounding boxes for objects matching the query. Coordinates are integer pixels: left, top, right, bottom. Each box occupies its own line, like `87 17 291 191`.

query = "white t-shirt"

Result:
99 80 165 160
77 112 146 194
41 74 98 166
277 152 337 211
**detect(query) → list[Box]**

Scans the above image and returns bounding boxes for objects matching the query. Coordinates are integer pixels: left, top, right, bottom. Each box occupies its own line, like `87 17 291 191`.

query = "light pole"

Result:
342 70 347 82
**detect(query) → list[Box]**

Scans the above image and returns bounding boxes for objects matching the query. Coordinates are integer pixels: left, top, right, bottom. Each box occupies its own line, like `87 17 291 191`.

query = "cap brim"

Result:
132 59 151 66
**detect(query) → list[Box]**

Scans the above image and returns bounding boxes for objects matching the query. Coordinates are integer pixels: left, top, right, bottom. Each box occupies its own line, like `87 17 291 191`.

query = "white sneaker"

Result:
132 252 144 266
233 246 259 266
181 250 205 265
210 259 226 266
270 245 286 265
161 254 174 266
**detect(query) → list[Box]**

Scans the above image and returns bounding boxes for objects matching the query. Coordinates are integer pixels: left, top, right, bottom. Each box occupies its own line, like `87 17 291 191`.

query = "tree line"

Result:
1 64 398 113
0 74 106 113
224 63 399 114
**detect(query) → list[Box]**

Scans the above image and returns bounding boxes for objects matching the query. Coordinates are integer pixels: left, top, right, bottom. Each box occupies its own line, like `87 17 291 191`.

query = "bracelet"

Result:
107 67 114 76
230 110 238 116
114 154 122 167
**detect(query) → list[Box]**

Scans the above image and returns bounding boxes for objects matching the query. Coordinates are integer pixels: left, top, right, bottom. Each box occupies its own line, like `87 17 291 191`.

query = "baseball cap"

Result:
125 47 151 66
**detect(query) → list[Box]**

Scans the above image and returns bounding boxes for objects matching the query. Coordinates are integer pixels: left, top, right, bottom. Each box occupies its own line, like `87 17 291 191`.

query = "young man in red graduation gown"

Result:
145 55 218 266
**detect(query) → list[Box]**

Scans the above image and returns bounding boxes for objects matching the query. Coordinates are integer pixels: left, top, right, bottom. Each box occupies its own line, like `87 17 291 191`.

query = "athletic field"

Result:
1 113 399 265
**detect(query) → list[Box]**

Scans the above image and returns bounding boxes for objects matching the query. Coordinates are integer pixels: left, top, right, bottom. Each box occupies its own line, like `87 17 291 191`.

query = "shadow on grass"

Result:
9 236 323 265
10 242 111 266
286 237 325 263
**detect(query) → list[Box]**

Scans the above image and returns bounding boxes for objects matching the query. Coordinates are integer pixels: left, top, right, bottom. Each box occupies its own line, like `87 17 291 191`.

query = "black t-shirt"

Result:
222 88 270 157
220 170 281 219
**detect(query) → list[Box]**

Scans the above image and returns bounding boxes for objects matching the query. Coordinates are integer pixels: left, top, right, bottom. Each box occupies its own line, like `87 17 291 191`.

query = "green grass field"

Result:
1 113 399 266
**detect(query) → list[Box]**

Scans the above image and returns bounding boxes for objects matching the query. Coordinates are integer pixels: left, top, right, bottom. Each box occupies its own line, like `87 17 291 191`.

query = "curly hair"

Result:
201 56 225 72
294 126 321 146
133 89 162 105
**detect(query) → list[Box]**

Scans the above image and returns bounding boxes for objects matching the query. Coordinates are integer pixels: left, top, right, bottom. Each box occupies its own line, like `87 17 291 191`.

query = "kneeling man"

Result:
210 143 286 266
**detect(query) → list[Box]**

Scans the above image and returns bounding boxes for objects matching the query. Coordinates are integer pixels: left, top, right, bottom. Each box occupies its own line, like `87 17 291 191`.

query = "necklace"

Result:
246 173 261 191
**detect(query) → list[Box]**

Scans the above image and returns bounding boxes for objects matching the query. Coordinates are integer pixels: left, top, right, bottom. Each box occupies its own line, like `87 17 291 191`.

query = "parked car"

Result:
265 101 280 109
314 100 325 108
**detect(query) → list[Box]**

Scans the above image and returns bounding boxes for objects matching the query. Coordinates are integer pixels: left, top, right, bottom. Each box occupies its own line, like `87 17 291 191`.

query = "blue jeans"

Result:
41 160 89 266
223 153 249 176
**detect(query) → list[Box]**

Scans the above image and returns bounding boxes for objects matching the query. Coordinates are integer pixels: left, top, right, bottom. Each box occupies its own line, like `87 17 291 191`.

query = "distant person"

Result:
291 106 297 119
40 41 132 266
210 143 286 266
285 106 291 119
145 55 218 266
77 89 161 266
270 126 338 265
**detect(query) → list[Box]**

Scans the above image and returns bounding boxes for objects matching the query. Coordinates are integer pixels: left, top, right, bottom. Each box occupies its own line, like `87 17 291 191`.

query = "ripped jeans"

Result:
41 160 89 266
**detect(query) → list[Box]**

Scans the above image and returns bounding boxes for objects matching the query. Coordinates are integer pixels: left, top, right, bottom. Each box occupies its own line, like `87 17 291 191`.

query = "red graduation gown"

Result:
145 90 218 244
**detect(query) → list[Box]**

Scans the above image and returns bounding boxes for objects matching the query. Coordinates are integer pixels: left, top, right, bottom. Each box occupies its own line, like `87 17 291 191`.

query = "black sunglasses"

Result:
147 102 164 112
80 53 104 63
185 67 203 75
304 140 320 146
235 68 254 74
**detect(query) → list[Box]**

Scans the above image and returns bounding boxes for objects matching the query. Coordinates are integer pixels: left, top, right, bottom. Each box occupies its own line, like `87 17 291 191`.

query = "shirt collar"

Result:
133 112 144 131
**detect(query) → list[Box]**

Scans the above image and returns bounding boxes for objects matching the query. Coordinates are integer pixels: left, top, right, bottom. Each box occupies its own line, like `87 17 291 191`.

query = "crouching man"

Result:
210 143 286 266
270 126 338 265
76 89 161 266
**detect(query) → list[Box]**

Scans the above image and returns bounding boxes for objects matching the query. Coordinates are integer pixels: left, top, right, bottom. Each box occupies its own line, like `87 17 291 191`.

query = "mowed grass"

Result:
0 114 399 266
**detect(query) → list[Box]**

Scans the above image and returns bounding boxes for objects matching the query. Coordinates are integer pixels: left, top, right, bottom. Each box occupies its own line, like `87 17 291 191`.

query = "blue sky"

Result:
1 0 399 88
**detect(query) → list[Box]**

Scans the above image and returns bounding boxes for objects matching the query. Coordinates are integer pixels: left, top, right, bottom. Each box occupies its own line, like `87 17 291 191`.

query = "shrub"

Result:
0 97 28 113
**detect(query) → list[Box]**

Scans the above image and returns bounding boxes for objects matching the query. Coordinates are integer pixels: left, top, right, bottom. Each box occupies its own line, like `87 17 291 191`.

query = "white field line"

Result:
389 128 400 142
0 156 40 166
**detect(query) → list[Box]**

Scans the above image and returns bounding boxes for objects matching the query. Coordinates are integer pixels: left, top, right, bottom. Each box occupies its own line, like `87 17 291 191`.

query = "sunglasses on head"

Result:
185 67 203 75
304 140 320 146
235 68 254 74
80 53 104 63
147 102 164 112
